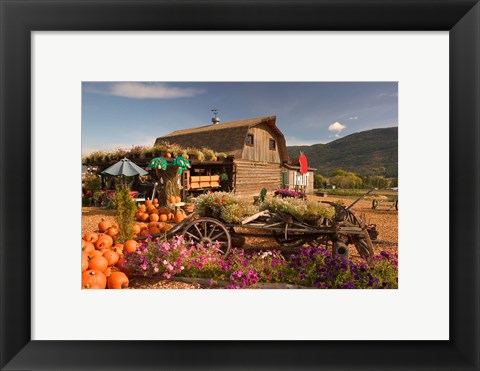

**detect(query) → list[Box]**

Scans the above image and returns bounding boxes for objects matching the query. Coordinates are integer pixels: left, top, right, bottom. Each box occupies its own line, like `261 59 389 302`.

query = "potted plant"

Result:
130 145 144 159
187 148 204 161
141 146 154 159
203 148 217 161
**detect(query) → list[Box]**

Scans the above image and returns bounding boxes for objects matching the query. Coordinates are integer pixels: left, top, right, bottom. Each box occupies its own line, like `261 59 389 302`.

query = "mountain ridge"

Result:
287 127 398 177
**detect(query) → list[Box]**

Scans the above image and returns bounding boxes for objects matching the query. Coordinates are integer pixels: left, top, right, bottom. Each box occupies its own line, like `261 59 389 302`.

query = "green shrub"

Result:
111 185 136 243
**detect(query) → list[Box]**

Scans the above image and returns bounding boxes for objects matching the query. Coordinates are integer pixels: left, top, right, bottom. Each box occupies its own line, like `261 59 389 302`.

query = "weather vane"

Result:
211 108 220 118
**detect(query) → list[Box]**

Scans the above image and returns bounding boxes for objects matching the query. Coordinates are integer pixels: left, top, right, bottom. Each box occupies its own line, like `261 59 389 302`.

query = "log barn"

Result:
155 116 289 196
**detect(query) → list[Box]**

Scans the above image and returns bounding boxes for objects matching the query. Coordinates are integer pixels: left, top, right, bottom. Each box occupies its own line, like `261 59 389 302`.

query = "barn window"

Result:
269 139 276 150
246 134 254 146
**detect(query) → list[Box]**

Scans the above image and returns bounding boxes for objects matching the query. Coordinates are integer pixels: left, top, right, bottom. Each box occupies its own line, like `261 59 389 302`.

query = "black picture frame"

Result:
1 1 479 370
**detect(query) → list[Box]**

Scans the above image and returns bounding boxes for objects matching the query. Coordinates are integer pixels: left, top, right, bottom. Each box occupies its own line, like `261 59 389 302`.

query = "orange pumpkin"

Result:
86 250 102 259
153 198 159 204
168 195 176 204
174 210 185 224
161 224 173 232
98 219 112 233
159 214 168 222
139 230 149 237
103 250 120 266
103 265 119 278
175 196 181 203
112 244 124 255
149 213 159 222
83 232 99 243
165 153 172 159
82 270 107 289
147 221 157 229
95 234 113 250
145 199 153 207
158 207 169 214
82 240 95 253
133 224 141 235
88 255 109 272
107 272 130 289
82 254 89 272
105 227 119 237
116 259 133 279
140 213 150 222
148 226 161 235
167 213 174 221
124 240 138 253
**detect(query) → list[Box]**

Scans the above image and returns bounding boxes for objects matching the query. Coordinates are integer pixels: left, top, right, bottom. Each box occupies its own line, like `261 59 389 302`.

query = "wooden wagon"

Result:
136 200 377 260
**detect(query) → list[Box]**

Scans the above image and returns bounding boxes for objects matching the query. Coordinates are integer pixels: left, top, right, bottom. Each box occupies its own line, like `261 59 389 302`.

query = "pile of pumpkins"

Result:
81 219 139 289
135 197 186 228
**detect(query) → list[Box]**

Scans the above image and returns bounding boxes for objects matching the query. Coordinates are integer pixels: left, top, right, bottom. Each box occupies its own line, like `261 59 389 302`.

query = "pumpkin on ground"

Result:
82 240 95 253
82 270 107 289
149 213 159 222
98 219 112 233
86 250 102 259
112 244 124 255
95 234 113 250
159 214 168 222
105 227 119 237
82 254 89 272
83 232 99 243
124 240 138 253
133 224 141 235
103 250 120 266
88 255 109 272
107 271 130 289
168 195 176 204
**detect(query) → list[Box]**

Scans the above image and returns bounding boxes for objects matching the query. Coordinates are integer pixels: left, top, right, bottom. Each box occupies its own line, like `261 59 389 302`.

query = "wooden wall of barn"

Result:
233 160 282 195
241 124 281 163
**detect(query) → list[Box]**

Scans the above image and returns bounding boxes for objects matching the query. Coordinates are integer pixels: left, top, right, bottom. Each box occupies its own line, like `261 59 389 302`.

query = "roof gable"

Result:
155 115 288 162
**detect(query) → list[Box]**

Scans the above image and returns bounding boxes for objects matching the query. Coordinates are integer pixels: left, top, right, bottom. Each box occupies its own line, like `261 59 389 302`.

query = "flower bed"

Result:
274 188 306 199
121 236 398 289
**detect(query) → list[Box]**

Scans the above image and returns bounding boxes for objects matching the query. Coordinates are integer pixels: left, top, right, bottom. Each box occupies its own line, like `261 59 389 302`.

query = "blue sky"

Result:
82 82 398 154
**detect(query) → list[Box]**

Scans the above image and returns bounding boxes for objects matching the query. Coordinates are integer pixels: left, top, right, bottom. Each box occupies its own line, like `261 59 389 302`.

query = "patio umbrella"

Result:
147 157 168 170
102 157 148 177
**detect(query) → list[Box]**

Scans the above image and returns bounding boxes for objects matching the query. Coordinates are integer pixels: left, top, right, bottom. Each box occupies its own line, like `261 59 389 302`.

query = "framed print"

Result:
1 0 479 370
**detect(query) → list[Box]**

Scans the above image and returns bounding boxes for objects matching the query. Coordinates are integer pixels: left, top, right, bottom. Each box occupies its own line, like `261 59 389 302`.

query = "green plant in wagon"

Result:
260 197 335 225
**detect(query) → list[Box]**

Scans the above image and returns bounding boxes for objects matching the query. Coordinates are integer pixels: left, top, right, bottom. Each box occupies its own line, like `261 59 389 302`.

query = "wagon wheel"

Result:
395 200 398 210
182 217 232 256
372 199 379 209
353 230 374 259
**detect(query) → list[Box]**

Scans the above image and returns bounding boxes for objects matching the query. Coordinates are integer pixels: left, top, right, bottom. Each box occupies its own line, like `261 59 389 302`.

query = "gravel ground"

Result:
82 194 398 289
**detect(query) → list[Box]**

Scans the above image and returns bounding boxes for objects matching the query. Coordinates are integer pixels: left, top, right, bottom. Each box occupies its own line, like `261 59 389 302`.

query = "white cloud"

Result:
348 116 359 120
87 82 205 99
328 121 346 133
